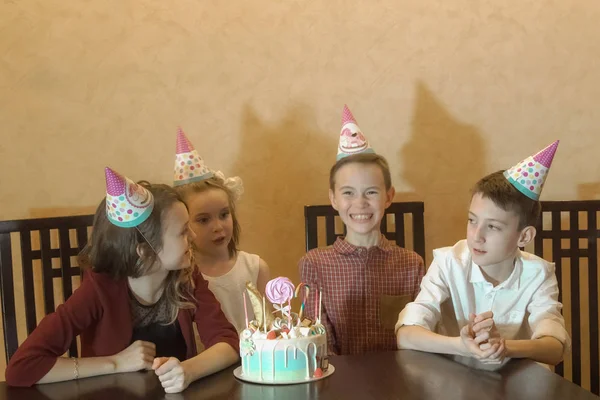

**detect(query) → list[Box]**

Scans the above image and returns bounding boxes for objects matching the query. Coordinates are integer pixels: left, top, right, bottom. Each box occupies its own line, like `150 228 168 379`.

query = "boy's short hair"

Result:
472 170 541 230
329 153 392 191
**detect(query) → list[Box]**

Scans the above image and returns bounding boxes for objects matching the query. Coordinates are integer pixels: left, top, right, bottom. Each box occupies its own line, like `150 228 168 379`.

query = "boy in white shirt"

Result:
396 141 570 366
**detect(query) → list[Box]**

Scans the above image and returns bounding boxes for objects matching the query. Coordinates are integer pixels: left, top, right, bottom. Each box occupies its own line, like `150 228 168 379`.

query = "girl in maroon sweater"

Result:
6 168 239 393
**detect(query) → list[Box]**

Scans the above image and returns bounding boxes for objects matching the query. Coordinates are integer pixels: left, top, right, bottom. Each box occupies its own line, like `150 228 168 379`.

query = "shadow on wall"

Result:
231 102 336 281
27 206 97 219
578 183 600 200
400 82 487 260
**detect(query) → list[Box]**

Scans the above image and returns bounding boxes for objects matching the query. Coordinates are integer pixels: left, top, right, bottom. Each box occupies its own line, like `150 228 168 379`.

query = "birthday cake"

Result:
235 278 332 384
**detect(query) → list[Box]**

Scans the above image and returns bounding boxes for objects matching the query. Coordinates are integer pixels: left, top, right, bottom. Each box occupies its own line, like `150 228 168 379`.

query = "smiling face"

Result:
329 161 394 238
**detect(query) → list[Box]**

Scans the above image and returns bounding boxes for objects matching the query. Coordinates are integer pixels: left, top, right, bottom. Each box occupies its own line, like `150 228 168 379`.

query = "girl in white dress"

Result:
173 128 270 333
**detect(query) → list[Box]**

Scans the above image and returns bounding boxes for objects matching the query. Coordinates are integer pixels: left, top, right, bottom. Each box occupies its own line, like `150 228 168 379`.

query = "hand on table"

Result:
153 357 191 394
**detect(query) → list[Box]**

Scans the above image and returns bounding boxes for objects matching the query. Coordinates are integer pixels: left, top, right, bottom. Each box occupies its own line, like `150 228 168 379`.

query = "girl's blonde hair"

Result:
175 176 241 259
80 182 197 324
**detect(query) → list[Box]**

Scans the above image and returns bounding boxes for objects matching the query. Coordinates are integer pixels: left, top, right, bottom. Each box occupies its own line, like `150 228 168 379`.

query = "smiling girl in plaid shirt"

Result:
299 105 424 355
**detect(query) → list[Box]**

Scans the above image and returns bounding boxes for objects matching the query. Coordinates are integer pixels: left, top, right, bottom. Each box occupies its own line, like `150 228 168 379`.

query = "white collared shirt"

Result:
396 240 570 349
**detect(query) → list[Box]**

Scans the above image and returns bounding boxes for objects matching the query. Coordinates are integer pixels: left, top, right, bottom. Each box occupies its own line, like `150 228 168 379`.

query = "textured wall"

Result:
1 0 599 387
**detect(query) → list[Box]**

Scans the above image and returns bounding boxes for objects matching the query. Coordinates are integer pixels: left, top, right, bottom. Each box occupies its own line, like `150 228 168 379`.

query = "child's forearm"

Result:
396 325 465 356
505 336 564 365
37 356 118 384
181 342 239 383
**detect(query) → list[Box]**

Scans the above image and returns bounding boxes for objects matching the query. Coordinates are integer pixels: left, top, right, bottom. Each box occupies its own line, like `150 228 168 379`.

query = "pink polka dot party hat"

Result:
503 140 559 201
104 167 154 228
173 127 213 186
336 105 375 161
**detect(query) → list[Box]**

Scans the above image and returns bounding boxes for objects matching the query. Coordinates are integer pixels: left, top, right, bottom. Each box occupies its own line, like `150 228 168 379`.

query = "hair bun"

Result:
213 170 244 201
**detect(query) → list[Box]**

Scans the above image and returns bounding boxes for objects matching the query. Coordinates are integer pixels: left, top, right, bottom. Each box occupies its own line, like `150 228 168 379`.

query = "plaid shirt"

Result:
299 236 425 355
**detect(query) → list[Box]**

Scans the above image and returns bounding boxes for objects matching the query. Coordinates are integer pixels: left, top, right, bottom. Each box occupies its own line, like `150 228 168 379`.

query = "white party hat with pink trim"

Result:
105 167 154 228
173 127 213 186
503 140 559 200
336 105 375 160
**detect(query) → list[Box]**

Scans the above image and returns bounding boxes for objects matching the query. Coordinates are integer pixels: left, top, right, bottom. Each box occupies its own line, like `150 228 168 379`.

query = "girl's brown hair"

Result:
175 176 241 259
80 182 196 324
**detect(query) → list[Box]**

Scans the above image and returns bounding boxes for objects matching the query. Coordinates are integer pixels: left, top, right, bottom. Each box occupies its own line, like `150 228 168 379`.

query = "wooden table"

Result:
1 350 597 400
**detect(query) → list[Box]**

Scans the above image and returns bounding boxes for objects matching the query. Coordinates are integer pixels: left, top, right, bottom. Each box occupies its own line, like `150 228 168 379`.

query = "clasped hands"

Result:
459 311 507 364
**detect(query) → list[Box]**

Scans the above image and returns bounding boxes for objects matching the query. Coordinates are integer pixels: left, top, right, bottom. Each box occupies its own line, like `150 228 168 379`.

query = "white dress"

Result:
202 251 260 333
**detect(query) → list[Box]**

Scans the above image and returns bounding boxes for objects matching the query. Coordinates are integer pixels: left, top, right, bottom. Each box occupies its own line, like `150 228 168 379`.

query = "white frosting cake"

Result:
240 328 328 383
236 278 332 384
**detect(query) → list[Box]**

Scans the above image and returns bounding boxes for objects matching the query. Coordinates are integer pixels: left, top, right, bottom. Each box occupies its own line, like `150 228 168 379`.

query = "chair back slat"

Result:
58 226 80 357
393 212 405 248
0 215 94 362
587 210 599 395
533 200 600 395
305 210 319 252
568 210 582 386
39 229 56 315
549 209 564 378
411 204 426 260
76 227 89 254
304 202 426 263
58 229 74 302
0 233 19 362
324 214 336 246
19 231 38 335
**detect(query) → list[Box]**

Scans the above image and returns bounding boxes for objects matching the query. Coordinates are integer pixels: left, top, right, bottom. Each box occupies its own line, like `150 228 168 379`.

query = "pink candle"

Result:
318 289 322 324
262 296 267 333
242 291 249 329
314 286 319 322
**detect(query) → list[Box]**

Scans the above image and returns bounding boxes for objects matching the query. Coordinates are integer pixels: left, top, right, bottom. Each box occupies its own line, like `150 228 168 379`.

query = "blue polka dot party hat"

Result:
104 167 154 228
504 140 559 201
173 127 213 186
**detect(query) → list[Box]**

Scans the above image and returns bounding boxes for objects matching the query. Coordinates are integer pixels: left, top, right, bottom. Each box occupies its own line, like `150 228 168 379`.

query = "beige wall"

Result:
1 0 599 388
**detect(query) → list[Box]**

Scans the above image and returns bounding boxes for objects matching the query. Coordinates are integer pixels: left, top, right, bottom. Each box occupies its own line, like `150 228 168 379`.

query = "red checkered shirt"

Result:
299 236 425 355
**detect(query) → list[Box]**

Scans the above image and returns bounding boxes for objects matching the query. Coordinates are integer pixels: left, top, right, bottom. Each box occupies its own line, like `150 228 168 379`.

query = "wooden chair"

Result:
533 200 600 395
0 215 94 363
304 202 426 262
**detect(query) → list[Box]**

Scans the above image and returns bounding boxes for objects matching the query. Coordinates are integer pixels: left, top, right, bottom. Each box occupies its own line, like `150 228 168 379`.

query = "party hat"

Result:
336 105 375 160
173 127 213 186
105 167 154 228
503 140 559 200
